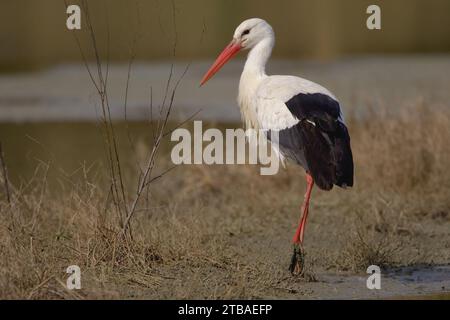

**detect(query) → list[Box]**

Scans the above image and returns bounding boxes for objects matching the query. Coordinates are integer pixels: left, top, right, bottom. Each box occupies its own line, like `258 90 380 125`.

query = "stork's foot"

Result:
289 243 305 276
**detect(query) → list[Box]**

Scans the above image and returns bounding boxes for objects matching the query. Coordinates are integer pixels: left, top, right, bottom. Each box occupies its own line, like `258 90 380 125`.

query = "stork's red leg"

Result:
289 173 314 275
292 173 314 244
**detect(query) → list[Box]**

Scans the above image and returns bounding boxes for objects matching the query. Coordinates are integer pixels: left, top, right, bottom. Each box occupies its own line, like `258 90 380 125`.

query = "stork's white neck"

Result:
238 37 274 129
242 37 274 80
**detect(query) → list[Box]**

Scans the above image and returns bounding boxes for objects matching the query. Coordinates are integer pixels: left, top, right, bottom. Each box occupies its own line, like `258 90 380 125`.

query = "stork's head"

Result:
200 18 274 86
233 18 274 50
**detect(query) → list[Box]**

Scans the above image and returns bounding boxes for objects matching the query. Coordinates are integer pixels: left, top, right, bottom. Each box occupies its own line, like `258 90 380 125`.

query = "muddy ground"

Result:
0 115 449 299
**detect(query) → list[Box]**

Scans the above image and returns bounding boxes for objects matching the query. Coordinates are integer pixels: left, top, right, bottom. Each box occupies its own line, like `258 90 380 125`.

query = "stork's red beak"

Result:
200 40 242 86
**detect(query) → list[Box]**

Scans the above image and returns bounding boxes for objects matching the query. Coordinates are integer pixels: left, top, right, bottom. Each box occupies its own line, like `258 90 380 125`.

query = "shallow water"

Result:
0 122 162 188
388 265 450 284
0 121 233 189
1 56 449 123
314 265 450 299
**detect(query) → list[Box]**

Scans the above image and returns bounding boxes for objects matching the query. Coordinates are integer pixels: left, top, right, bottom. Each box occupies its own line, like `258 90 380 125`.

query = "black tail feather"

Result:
299 121 353 191
333 123 354 188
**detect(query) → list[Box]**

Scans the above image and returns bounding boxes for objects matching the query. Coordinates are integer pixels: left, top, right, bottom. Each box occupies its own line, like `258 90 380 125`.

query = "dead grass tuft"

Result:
338 227 401 272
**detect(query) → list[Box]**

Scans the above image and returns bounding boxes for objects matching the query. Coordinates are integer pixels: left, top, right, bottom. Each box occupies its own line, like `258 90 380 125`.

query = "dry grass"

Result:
0 106 450 299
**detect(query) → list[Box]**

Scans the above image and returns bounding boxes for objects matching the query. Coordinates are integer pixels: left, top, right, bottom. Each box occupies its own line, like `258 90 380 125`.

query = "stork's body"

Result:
201 18 354 275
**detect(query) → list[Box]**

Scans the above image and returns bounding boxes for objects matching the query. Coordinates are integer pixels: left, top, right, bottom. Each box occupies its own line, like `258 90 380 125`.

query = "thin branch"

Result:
0 142 11 205
123 25 144 175
79 0 128 223
143 164 177 187
163 108 202 138
121 62 190 235
149 85 155 140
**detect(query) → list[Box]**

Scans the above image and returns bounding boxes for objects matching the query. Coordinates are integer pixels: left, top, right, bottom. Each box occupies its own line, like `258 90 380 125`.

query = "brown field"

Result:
0 105 450 299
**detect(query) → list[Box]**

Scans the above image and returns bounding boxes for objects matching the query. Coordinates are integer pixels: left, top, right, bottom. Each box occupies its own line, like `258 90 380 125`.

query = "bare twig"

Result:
163 108 202 138
75 0 128 227
0 142 11 205
121 64 190 235
123 17 145 175
70 0 195 241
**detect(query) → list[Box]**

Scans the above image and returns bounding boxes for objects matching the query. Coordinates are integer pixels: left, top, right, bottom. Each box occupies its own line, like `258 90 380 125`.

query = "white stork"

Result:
200 18 354 275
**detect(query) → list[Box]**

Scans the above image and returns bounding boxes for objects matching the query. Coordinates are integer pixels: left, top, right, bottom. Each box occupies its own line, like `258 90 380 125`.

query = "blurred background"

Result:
0 0 450 181
2 0 450 70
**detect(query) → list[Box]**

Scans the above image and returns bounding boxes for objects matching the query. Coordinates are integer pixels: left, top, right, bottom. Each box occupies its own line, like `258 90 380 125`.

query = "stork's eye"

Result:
242 29 250 36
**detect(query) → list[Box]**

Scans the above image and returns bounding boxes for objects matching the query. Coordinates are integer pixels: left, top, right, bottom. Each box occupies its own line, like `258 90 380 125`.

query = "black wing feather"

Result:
270 93 354 190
